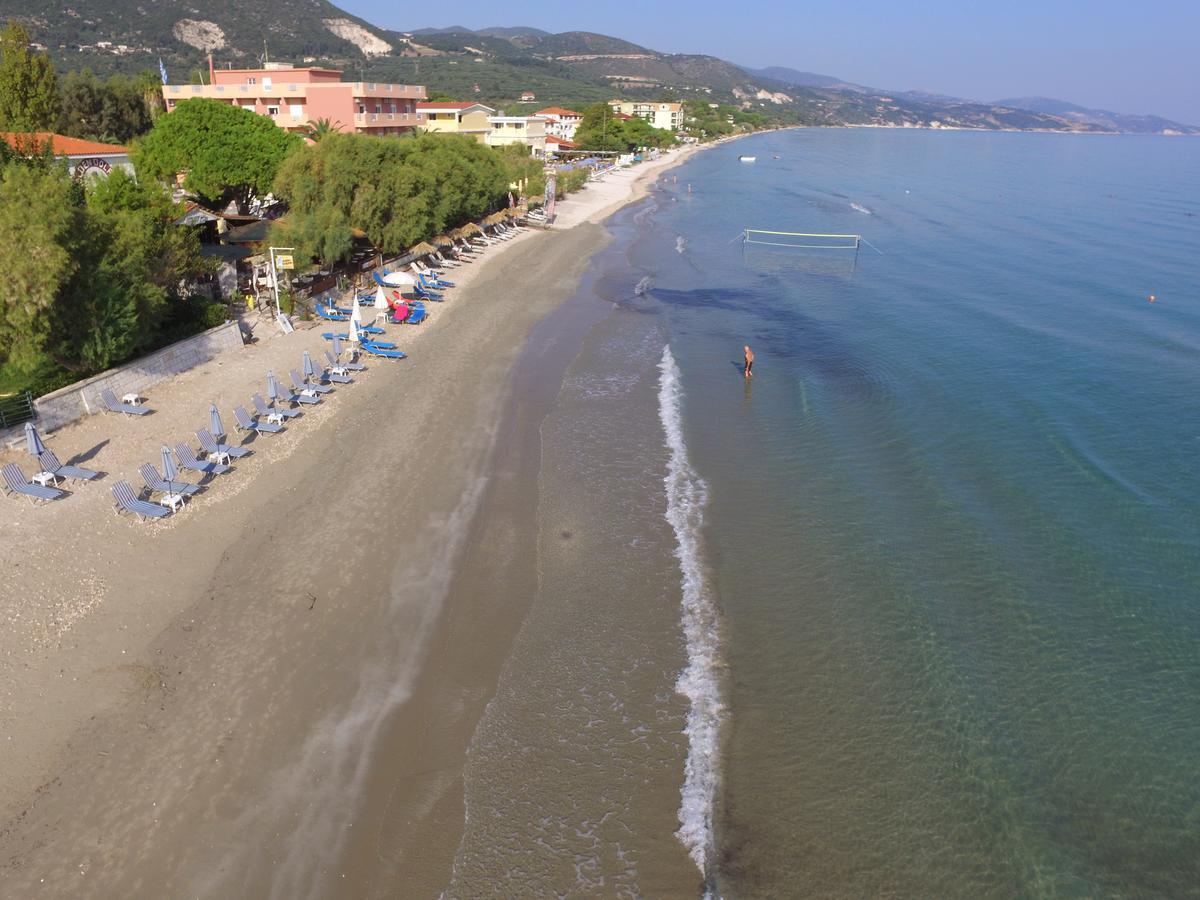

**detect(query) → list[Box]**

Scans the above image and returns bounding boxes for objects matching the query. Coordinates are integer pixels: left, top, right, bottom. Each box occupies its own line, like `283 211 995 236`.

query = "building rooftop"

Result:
1 132 128 157
536 107 582 118
416 101 494 112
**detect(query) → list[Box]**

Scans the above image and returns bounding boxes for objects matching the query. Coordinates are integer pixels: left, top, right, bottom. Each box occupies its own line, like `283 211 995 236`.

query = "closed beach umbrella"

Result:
331 336 345 359
349 318 362 344
23 422 46 459
209 403 224 440
350 298 363 326
302 350 317 380
267 372 281 402
160 445 180 483
374 286 389 310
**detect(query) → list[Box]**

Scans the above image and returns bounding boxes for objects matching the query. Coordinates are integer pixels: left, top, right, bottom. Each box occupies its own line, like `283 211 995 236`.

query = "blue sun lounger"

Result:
2 463 65 504
234 405 284 434
292 369 333 395
317 357 353 383
139 463 201 497
175 443 230 476
37 449 99 484
112 480 170 521
315 304 348 322
360 341 407 359
100 388 151 416
254 393 300 421
197 428 250 463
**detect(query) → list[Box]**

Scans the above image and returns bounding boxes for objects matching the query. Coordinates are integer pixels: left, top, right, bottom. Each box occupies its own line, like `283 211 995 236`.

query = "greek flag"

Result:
158 58 168 85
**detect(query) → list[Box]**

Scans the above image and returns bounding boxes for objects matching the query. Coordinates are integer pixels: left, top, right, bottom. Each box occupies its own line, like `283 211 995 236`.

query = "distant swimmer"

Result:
1148 294 1157 303
743 345 755 378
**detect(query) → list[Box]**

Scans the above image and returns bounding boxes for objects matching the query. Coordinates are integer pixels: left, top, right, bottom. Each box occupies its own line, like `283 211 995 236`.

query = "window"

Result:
374 104 381 114
267 105 279 116
262 77 272 90
290 104 303 119
247 77 256 85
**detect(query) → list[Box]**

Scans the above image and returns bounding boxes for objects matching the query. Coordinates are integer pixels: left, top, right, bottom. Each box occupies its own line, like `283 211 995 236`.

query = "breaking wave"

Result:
657 345 724 891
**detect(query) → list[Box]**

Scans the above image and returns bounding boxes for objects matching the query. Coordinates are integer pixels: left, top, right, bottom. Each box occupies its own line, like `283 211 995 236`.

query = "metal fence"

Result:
0 391 35 428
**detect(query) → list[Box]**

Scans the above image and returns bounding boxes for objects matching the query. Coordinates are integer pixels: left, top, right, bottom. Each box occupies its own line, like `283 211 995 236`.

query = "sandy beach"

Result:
0 145 700 896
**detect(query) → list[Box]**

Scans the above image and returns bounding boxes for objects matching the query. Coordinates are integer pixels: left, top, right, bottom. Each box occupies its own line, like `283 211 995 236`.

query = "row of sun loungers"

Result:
6 345 371 524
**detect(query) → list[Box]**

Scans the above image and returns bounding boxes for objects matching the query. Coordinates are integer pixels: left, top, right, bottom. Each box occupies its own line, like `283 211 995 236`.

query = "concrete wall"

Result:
33 321 245 433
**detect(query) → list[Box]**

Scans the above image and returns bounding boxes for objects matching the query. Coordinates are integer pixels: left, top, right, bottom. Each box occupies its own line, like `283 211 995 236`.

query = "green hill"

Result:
2 5 1191 133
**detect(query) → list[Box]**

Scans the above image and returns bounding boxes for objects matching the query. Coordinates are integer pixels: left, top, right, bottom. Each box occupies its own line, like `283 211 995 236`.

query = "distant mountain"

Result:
993 96 1197 134
474 26 552 40
5 3 1192 135
3 0 398 72
745 66 866 92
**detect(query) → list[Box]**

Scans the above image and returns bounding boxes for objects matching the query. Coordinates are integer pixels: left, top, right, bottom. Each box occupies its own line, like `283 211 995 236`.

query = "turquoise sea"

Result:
449 129 1200 897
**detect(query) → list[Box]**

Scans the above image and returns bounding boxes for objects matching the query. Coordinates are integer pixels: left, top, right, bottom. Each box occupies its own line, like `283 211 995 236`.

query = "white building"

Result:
607 100 684 132
534 107 584 141
484 116 548 157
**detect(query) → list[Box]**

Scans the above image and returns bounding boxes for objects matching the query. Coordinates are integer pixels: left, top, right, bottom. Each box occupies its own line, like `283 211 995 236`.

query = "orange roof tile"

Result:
0 132 128 156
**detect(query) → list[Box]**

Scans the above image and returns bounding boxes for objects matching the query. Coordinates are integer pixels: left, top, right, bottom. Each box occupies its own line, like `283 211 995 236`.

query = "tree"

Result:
0 21 59 131
572 102 626 153
273 132 510 264
133 98 301 214
57 69 160 143
0 154 211 378
302 117 342 142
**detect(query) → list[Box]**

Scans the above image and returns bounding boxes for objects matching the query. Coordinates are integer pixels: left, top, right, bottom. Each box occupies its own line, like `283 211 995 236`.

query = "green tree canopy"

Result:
272 132 510 264
572 101 677 153
0 155 210 378
132 98 301 214
57 69 161 144
0 20 59 131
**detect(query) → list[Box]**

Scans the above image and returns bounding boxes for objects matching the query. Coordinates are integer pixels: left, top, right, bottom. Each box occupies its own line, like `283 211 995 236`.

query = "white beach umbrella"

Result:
349 318 362 344
350 298 363 326
382 270 415 288
374 286 390 310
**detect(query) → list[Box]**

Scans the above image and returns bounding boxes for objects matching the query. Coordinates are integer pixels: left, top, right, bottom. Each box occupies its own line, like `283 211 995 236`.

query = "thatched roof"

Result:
461 222 483 235
408 241 437 257
482 211 507 225
430 234 454 247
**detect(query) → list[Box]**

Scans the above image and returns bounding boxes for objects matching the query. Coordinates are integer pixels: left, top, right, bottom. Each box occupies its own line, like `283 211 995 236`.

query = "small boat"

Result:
739 155 757 163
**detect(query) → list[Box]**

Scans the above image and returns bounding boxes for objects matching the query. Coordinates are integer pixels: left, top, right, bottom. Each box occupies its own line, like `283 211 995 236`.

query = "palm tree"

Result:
302 118 342 142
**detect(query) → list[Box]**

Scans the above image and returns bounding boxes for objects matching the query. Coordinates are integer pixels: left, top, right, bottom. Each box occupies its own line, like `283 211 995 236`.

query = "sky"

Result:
338 0 1200 124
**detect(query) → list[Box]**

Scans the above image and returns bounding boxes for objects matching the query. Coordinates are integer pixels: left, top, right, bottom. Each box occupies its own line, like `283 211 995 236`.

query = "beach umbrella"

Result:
209 403 225 440
430 234 454 247
23 422 46 459
331 336 345 360
302 350 317 381
160 445 180 484
382 269 415 288
349 318 362 344
350 298 363 327
267 372 281 403
374 286 390 310
409 241 437 257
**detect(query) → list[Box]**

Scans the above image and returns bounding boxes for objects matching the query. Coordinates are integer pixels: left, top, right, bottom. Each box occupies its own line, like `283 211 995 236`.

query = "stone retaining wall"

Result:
33 321 245 433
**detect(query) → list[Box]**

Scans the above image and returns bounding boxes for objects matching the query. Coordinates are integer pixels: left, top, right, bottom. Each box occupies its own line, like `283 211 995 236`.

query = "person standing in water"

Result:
743 345 755 378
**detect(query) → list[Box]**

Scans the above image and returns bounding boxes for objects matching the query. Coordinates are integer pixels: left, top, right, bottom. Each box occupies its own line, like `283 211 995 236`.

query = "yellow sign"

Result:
275 254 295 270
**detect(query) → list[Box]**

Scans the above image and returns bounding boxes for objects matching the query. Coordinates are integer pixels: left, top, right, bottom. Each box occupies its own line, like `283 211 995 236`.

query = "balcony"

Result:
349 82 426 100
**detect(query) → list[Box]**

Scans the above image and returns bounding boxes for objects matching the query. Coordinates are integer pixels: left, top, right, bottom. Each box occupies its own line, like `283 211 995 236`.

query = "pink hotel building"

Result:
162 64 426 136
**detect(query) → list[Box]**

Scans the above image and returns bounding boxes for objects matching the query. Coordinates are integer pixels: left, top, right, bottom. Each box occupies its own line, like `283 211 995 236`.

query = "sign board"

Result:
274 254 295 270
73 157 113 180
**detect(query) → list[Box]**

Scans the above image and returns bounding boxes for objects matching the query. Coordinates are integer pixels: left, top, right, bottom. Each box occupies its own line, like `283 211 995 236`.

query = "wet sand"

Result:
0 148 699 896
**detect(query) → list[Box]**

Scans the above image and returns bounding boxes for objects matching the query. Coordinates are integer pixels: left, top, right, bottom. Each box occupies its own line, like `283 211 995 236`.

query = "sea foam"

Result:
657 345 724 885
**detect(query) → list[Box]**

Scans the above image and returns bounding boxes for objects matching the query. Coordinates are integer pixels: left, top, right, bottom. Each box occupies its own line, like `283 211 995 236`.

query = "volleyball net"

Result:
743 229 861 250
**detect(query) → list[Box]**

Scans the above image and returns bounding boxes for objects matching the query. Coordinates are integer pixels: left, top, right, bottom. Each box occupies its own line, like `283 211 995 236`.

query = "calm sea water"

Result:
451 129 1200 898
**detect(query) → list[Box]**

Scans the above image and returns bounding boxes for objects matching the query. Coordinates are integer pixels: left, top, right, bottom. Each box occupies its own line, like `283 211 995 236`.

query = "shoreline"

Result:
0 144 703 895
